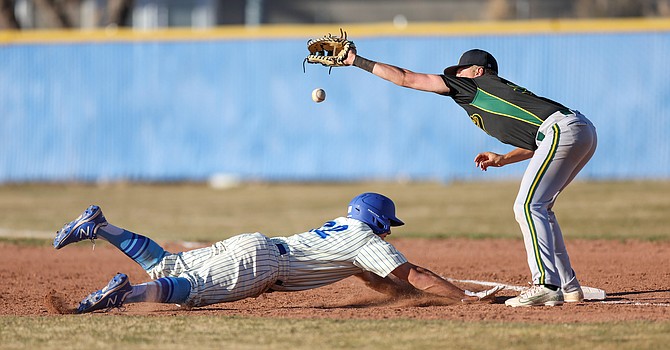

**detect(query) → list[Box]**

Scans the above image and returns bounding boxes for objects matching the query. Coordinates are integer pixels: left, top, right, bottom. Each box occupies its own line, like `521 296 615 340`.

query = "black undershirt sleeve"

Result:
440 75 478 104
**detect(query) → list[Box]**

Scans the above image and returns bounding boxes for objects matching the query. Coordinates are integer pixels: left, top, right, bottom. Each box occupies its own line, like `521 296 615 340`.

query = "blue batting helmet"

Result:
347 193 404 234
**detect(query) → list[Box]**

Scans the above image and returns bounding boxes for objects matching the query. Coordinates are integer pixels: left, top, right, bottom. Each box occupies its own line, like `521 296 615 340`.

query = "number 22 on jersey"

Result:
310 221 348 239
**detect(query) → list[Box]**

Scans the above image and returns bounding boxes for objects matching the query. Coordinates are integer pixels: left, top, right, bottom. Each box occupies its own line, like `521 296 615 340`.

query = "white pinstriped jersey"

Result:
146 217 407 307
270 217 408 291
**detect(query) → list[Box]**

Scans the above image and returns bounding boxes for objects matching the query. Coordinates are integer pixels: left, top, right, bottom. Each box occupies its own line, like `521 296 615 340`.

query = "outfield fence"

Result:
1 19 669 183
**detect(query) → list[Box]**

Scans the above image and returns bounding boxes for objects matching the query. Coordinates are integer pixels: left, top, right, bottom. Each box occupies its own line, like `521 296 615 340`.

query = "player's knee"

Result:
513 200 551 222
512 201 526 222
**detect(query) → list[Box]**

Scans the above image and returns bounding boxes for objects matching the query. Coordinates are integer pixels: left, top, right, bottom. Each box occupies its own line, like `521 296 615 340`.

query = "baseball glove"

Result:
304 28 355 73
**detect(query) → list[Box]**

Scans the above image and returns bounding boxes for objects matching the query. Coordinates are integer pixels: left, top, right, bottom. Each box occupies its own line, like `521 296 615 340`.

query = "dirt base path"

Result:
2 239 669 322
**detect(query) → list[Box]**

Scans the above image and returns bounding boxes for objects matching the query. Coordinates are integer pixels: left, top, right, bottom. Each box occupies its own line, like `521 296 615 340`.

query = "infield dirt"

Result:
3 238 669 322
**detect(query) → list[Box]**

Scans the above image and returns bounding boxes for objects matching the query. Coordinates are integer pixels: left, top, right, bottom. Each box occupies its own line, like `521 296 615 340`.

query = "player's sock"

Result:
97 224 167 270
126 277 191 304
543 284 560 291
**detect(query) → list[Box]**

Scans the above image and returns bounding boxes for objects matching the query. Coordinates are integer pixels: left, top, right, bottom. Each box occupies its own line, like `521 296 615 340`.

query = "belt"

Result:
276 243 288 255
537 108 575 142
267 242 289 293
559 108 573 116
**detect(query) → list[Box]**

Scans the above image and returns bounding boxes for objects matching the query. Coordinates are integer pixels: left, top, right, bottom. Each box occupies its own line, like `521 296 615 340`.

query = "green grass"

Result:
1 316 669 350
0 180 668 242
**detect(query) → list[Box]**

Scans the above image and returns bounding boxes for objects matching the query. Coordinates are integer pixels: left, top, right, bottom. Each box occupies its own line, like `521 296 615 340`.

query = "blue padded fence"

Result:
1 28 669 182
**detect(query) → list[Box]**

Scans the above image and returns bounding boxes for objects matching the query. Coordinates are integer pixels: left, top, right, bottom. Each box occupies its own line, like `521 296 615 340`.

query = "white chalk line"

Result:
601 300 670 307
447 277 670 307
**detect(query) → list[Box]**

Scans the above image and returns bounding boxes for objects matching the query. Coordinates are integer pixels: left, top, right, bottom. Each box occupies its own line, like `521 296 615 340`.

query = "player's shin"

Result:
97 224 167 270
125 277 191 304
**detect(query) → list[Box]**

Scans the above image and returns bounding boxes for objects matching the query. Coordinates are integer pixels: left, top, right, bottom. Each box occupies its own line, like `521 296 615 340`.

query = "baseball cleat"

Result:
563 289 585 303
77 273 132 313
505 285 564 307
53 205 107 249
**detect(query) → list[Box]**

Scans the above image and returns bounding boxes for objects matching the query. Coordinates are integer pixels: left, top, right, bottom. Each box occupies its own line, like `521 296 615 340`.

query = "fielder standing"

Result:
53 192 501 313
344 48 597 307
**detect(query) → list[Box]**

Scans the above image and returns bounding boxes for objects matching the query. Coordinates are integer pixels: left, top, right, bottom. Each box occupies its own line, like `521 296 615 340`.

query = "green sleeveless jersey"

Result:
441 74 568 151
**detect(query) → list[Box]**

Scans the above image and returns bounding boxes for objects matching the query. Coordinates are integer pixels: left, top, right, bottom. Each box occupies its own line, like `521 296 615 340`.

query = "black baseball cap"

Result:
444 49 498 75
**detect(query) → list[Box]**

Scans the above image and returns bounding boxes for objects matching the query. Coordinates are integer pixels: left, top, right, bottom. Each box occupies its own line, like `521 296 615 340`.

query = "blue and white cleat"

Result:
53 205 107 249
77 273 132 314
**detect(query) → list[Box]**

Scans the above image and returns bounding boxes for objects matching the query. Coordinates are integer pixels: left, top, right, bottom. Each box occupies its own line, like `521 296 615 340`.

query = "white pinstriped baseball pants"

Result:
513 110 597 291
147 233 285 307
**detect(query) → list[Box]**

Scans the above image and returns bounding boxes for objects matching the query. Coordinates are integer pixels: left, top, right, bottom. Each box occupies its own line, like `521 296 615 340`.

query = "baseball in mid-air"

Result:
311 88 326 103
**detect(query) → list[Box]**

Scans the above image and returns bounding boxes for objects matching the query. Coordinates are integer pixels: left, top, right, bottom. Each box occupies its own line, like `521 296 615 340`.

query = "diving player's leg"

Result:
97 224 168 271
146 243 215 279
53 205 168 271
124 276 192 304
181 233 280 307
80 234 280 312
77 273 192 313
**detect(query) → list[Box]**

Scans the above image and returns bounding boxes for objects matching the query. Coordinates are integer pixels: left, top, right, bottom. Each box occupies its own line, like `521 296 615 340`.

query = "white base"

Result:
581 286 606 300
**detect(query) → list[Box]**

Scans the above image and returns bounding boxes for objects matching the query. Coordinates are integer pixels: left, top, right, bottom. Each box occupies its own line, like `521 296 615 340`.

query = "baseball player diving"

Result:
53 193 502 313
338 46 597 307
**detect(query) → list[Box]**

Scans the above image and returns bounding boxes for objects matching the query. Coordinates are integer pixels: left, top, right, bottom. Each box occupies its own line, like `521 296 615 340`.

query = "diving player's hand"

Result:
474 152 504 171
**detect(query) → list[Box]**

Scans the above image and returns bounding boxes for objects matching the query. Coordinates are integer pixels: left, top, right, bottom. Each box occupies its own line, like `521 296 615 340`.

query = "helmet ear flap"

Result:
371 216 387 233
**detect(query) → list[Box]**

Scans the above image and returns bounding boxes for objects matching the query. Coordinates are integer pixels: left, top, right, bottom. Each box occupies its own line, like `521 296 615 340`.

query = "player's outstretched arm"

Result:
389 262 503 303
355 271 422 298
344 47 450 95
390 262 466 302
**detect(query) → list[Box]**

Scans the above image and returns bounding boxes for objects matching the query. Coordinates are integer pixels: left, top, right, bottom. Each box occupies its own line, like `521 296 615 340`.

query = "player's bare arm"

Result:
475 147 535 171
344 48 450 95
355 271 421 297
390 262 466 302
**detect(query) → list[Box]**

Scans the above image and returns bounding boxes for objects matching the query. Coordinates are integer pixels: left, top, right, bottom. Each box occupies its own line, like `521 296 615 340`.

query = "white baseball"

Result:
311 88 326 103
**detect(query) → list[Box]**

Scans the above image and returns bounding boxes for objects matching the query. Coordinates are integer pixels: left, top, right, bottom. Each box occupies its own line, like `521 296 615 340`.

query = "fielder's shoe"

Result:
505 285 564 307
563 288 585 303
77 273 132 314
53 205 107 249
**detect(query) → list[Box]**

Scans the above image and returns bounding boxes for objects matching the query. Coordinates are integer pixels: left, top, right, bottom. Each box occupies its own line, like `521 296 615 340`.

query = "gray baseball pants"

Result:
513 110 597 292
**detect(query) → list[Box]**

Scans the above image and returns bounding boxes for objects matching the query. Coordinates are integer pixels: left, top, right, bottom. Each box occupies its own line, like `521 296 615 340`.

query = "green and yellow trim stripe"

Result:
523 123 560 284
1 17 669 45
470 88 544 126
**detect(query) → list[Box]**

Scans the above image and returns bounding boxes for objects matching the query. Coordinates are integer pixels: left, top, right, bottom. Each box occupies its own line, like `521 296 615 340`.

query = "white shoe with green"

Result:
505 285 564 307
